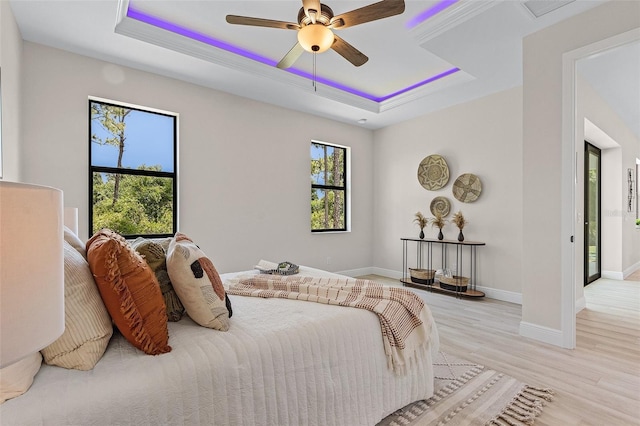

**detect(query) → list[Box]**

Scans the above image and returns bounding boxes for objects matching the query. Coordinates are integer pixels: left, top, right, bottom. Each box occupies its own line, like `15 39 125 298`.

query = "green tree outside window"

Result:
311 142 347 232
89 99 177 237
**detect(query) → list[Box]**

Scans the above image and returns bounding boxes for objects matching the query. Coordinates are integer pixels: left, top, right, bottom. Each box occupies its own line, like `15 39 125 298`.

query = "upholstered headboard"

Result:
64 207 79 236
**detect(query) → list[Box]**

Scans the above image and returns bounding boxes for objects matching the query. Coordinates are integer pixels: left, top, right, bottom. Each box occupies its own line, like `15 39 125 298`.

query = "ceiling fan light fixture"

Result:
297 24 334 53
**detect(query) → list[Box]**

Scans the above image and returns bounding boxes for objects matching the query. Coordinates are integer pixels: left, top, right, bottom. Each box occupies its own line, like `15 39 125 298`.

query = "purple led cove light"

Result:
406 0 459 29
286 65 460 102
126 5 460 103
375 67 460 102
127 7 277 66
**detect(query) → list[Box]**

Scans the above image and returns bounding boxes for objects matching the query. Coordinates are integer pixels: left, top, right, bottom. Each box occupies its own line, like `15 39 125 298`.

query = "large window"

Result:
311 141 348 232
89 98 177 238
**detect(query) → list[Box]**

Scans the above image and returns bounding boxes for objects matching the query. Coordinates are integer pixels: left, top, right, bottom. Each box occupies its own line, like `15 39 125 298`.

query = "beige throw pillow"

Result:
0 353 42 404
166 233 230 330
131 237 166 271
132 237 185 322
41 241 113 370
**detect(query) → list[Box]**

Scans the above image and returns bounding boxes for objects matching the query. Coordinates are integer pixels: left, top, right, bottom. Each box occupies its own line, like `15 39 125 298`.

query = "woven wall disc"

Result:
452 173 482 203
430 196 451 217
417 155 449 190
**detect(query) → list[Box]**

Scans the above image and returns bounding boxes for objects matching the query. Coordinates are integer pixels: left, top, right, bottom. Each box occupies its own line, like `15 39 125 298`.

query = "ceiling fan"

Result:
226 0 405 69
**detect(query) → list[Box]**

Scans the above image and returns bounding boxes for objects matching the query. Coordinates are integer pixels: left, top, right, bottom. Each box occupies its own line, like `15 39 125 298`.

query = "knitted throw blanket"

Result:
227 275 435 374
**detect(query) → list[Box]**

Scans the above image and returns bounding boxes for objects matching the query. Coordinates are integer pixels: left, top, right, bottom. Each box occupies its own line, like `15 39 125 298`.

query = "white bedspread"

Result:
0 267 438 425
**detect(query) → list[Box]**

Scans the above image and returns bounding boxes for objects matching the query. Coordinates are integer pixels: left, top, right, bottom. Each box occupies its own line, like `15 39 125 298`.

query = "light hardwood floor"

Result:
626 269 640 281
357 274 640 426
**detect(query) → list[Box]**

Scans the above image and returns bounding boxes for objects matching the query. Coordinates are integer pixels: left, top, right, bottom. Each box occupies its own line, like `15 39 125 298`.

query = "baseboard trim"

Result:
476 285 522 305
602 270 624 280
370 267 403 280
575 296 586 313
337 267 375 278
338 267 406 281
623 261 640 279
519 321 565 347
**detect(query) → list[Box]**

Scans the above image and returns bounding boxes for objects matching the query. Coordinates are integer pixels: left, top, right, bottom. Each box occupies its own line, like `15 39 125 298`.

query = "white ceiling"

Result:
578 40 640 142
9 0 638 134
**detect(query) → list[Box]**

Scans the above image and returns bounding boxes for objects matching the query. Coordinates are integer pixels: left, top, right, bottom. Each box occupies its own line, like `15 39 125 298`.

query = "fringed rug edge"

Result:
485 385 555 426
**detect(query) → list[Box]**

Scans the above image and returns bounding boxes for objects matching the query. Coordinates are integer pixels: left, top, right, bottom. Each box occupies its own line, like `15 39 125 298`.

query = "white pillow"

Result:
64 225 86 259
41 241 113 370
166 233 230 330
0 353 42 404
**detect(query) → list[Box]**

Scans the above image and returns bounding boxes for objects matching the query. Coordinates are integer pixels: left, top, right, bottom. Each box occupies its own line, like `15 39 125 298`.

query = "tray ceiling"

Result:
12 0 635 131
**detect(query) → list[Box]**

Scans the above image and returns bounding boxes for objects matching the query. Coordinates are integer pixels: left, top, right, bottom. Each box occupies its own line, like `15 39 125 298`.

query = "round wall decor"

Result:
452 173 482 203
430 196 451 217
417 155 449 190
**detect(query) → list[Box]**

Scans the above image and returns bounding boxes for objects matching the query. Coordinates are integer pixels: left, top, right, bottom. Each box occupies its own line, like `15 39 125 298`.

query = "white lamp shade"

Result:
0 182 65 368
297 24 334 53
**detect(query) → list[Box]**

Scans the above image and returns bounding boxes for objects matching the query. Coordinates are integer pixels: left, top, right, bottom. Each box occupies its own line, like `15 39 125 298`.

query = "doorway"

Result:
584 142 601 285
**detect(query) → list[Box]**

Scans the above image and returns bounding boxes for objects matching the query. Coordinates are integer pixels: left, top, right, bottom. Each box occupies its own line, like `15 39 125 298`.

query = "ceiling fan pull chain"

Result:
313 52 317 92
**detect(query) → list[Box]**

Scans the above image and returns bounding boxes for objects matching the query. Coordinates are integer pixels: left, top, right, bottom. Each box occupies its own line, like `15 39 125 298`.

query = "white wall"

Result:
20 42 375 274
0 0 23 182
372 87 523 301
522 0 640 345
576 73 640 286
11 0 639 307
600 148 623 272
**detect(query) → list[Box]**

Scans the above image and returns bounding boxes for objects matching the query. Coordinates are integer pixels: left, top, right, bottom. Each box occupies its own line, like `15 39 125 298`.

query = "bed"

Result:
0 238 438 425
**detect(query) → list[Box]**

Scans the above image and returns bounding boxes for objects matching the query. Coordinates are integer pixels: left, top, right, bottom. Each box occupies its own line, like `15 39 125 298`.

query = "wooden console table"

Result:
401 237 485 298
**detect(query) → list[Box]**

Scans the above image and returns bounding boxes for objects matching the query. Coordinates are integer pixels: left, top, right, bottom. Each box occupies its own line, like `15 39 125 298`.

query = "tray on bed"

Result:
255 260 299 275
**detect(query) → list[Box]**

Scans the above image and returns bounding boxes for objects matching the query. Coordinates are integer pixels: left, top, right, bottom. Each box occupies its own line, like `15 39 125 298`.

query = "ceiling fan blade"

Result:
277 42 305 69
302 0 322 23
330 0 405 29
226 15 300 30
331 35 368 67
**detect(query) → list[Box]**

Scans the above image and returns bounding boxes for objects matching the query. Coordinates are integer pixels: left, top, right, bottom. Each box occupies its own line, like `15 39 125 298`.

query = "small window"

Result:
89 98 177 238
311 141 348 232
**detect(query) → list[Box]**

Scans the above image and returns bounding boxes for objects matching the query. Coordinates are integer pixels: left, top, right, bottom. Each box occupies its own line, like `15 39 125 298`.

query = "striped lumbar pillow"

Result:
41 240 113 370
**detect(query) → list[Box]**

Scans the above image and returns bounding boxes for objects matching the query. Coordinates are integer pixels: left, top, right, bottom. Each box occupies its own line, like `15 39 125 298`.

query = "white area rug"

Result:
377 352 554 426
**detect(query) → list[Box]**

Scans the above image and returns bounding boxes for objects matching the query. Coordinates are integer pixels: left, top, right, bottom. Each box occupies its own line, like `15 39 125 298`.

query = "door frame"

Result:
560 28 640 349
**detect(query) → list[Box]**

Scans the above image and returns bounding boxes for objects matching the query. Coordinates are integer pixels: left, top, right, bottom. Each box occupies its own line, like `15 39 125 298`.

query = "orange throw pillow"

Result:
86 229 171 355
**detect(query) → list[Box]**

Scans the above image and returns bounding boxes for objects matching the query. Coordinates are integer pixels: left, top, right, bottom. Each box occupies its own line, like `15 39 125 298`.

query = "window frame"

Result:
88 97 178 239
310 140 350 233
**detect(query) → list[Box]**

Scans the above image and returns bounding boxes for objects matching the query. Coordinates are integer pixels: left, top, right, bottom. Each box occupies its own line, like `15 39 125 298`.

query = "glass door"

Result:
584 142 601 285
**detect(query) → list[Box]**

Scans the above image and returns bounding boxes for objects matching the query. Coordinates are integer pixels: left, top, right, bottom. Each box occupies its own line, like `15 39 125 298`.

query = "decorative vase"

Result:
438 229 444 240
419 229 425 239
458 230 464 242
